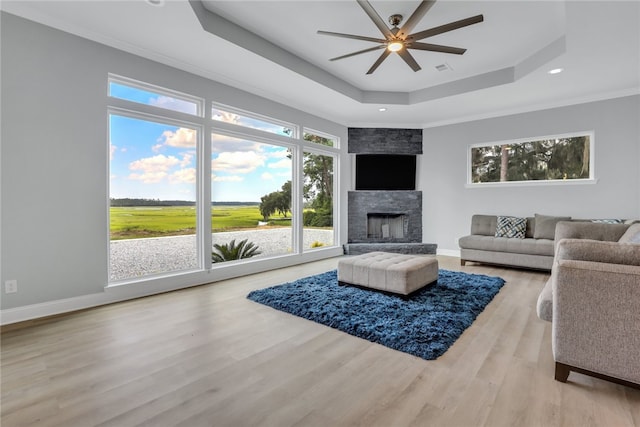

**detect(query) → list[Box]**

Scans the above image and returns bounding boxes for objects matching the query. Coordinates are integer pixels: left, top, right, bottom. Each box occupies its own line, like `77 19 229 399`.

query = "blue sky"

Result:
109 84 292 202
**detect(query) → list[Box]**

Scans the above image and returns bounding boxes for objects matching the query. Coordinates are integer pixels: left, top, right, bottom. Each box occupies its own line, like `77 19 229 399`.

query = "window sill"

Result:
465 178 598 189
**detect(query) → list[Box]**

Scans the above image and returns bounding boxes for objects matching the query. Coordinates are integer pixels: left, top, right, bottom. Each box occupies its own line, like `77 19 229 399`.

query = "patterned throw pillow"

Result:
495 216 527 239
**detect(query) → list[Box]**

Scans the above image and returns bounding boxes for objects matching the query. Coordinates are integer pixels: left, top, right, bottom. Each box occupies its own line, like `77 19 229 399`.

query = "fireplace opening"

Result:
367 213 407 239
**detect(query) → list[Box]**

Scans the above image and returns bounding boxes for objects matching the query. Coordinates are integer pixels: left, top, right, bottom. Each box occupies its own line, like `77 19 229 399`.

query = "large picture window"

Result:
211 132 293 262
108 76 341 284
468 131 594 186
302 131 336 251
109 113 200 281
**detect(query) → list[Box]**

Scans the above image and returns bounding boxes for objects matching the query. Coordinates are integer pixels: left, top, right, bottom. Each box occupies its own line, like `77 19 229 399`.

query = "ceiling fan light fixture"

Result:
387 41 404 52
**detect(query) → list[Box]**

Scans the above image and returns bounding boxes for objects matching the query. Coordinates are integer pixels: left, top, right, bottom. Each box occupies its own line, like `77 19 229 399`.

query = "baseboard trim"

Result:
437 248 461 258
1 248 343 326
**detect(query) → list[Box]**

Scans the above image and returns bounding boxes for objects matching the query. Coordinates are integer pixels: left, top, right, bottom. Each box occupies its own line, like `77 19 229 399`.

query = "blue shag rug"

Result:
247 269 505 360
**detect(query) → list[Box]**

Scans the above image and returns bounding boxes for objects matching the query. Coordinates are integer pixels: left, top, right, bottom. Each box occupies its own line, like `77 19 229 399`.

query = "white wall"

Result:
0 12 348 319
422 95 640 254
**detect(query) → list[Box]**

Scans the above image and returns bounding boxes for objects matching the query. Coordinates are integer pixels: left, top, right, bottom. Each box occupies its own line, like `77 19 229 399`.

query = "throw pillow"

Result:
495 216 527 239
619 224 640 244
533 214 571 240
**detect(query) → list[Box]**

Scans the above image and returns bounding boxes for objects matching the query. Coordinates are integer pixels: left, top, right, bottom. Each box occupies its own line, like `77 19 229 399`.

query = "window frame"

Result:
303 128 340 148
466 130 596 188
211 101 299 139
301 145 339 252
108 73 204 117
107 106 205 284
107 75 342 287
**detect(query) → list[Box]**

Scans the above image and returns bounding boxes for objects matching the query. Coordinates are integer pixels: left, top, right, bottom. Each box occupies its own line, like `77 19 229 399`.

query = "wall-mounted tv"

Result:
356 154 416 190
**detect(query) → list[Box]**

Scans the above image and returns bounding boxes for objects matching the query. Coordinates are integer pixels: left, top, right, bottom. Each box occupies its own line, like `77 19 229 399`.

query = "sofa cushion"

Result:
534 214 571 240
458 235 555 256
470 214 497 236
556 238 640 266
618 223 640 244
495 216 527 238
536 278 553 322
555 221 631 243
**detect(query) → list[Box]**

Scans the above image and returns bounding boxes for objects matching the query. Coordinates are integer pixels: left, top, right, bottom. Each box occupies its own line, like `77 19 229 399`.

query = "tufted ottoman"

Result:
338 251 439 296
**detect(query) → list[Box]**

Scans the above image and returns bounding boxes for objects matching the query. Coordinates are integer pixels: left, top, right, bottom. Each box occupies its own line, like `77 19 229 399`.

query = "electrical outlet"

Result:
5 280 18 294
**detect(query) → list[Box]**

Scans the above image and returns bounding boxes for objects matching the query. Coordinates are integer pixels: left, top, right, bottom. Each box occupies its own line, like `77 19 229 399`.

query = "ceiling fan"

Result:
318 0 484 74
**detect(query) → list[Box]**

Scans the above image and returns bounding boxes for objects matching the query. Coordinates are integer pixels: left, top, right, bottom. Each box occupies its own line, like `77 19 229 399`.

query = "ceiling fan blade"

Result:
397 1 436 39
410 42 467 55
317 30 386 44
357 0 393 39
330 45 386 61
397 50 422 72
409 15 484 41
366 50 392 74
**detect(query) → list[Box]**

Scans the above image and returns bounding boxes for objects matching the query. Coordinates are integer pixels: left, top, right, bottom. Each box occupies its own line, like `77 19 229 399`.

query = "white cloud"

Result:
152 143 164 153
212 151 265 174
128 154 181 183
268 149 290 158
128 171 167 184
149 96 196 115
212 110 241 125
110 144 117 160
180 153 193 168
212 174 244 182
268 158 291 169
261 172 274 180
211 134 262 153
159 127 196 148
170 168 196 184
130 154 180 173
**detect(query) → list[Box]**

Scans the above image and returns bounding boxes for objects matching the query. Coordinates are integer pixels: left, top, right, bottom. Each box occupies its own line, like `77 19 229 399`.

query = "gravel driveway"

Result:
110 228 334 281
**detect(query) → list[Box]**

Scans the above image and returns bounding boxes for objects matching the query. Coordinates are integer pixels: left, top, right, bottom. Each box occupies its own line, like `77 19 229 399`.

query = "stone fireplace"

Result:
344 127 437 255
347 191 422 244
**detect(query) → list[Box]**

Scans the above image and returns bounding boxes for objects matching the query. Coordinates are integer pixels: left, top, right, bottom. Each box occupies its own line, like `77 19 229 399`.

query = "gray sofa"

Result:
536 222 640 388
458 214 574 270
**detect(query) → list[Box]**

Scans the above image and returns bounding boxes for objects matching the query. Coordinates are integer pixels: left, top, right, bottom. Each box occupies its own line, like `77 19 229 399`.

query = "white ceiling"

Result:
2 0 639 128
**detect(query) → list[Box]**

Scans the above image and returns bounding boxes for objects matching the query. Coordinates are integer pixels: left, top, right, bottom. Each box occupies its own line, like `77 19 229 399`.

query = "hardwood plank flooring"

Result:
2 256 639 426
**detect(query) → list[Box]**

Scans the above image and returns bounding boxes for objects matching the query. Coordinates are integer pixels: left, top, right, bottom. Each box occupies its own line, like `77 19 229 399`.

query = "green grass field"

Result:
110 205 292 240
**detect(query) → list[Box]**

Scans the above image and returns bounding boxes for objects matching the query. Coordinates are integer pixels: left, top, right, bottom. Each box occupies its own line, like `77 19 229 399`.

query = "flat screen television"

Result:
356 154 416 190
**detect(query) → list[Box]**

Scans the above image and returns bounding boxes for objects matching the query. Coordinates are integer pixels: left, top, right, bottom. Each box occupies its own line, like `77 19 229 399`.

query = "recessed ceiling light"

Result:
548 68 564 75
146 0 165 6
379 107 387 112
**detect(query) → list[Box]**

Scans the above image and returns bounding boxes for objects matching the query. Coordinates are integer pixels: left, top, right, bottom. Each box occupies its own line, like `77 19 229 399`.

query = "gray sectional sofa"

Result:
458 214 574 270
536 221 640 388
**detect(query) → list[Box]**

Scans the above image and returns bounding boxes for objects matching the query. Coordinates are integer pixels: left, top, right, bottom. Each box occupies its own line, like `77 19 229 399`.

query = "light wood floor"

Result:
2 256 639 427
